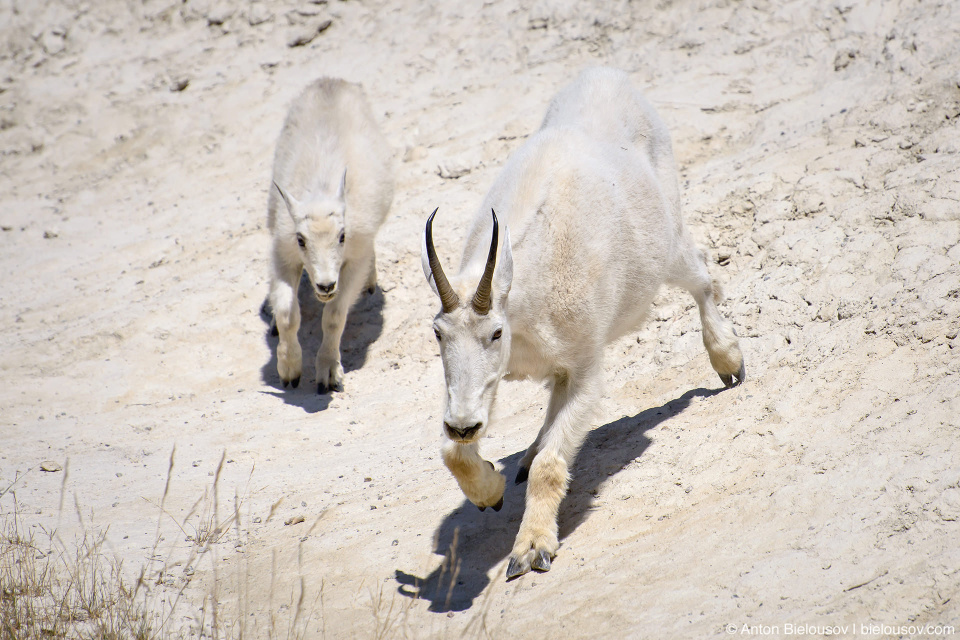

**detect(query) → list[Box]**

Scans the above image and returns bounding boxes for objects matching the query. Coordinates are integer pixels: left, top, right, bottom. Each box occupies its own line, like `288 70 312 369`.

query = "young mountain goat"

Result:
267 77 393 393
421 67 745 579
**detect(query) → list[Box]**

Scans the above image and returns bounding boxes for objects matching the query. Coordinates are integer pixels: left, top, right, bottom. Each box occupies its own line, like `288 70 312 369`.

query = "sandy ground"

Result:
2 0 959 637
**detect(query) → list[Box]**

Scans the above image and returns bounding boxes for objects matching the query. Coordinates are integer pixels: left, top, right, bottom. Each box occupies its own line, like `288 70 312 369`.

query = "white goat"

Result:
267 77 393 393
421 67 744 579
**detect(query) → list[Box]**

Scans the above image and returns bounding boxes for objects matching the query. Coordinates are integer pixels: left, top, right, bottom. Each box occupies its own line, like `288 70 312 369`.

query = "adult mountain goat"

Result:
421 68 745 579
267 78 393 393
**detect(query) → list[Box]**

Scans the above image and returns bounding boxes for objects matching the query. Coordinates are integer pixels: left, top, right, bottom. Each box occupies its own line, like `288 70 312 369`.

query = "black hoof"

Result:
365 286 375 295
291 376 300 389
719 361 746 388
506 556 528 580
318 381 344 394
270 324 278 337
515 467 529 484
282 379 289 388
478 505 486 512
531 550 552 572
492 496 503 512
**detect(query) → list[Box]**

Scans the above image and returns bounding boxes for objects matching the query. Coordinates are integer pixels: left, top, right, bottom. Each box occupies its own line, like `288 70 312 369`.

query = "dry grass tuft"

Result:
0 496 157 639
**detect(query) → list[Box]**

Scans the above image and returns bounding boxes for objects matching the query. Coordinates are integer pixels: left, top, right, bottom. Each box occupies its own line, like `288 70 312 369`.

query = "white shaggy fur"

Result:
268 77 394 393
421 67 744 579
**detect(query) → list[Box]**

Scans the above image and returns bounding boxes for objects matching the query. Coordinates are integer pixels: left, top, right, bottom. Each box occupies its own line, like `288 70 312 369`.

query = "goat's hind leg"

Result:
671 244 745 387
515 379 566 484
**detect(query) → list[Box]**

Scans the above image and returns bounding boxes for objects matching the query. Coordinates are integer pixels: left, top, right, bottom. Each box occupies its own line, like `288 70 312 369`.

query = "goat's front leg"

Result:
442 440 506 511
507 371 598 579
315 253 370 393
269 255 303 388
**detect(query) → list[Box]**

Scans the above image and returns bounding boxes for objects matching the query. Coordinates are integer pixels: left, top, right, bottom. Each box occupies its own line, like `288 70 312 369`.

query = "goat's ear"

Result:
495 224 513 299
335 168 347 201
273 181 302 219
421 227 441 299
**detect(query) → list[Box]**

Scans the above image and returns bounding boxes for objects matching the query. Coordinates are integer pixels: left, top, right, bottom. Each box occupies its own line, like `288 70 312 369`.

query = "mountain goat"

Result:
267 77 393 393
421 67 744 579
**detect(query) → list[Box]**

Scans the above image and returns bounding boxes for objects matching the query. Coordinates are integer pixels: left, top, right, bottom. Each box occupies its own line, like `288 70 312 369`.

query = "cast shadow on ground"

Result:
259 272 385 413
394 386 723 612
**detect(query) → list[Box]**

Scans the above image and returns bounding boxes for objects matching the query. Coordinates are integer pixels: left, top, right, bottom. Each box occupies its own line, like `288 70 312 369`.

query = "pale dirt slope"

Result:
1 0 958 637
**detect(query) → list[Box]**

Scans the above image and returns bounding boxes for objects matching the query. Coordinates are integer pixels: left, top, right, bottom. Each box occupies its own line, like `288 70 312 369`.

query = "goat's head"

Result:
422 208 513 444
274 170 347 302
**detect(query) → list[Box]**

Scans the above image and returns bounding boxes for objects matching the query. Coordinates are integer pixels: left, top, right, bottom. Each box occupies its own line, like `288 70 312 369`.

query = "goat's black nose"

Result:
316 281 336 294
444 422 483 440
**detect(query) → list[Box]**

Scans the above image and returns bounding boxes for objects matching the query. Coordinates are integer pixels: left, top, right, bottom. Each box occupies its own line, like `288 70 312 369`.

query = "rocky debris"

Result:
286 19 332 47
437 159 472 179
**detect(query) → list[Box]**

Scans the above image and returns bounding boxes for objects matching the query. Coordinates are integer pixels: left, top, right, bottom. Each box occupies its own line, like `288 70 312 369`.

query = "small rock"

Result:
284 515 305 526
287 19 332 47
403 145 428 162
834 49 856 71
206 4 235 25
40 461 62 472
43 229 59 239
248 4 273 26
170 77 189 92
437 160 472 180
39 29 66 56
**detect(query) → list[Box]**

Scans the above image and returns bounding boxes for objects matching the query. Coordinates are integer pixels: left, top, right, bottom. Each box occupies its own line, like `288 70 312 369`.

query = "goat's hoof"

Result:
365 286 376 295
270 324 279 337
719 361 746 389
291 376 300 389
506 555 530 580
492 496 503 512
282 379 289 388
317 381 344 395
531 550 552 572
515 467 529 484
478 505 486 512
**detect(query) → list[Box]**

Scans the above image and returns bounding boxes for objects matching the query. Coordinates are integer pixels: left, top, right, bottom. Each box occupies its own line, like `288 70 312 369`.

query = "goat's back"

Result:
540 67 679 216
269 78 393 238
460 70 691 370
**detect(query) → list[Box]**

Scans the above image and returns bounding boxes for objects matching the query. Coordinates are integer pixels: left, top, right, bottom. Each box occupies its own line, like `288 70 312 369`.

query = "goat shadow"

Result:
394 386 723 612
259 272 385 413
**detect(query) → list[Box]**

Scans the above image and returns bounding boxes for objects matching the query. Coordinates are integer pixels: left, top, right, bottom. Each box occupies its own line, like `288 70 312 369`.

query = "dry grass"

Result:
0 451 316 640
1 449 502 640
1 472 156 639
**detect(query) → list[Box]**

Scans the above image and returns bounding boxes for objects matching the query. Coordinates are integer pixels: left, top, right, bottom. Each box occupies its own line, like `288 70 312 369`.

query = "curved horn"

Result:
425 208 460 313
471 209 499 315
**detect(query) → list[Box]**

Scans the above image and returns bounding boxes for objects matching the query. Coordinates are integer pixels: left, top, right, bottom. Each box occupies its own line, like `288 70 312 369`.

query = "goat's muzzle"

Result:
444 421 482 442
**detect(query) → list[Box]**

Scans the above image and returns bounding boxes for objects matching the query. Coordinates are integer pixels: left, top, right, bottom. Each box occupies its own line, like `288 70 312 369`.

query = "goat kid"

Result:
267 77 393 393
421 67 744 579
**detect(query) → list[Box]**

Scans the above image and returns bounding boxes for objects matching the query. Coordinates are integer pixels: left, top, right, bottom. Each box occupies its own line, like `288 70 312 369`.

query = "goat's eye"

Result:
491 328 502 341
434 328 442 342
339 230 346 244
296 233 306 248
